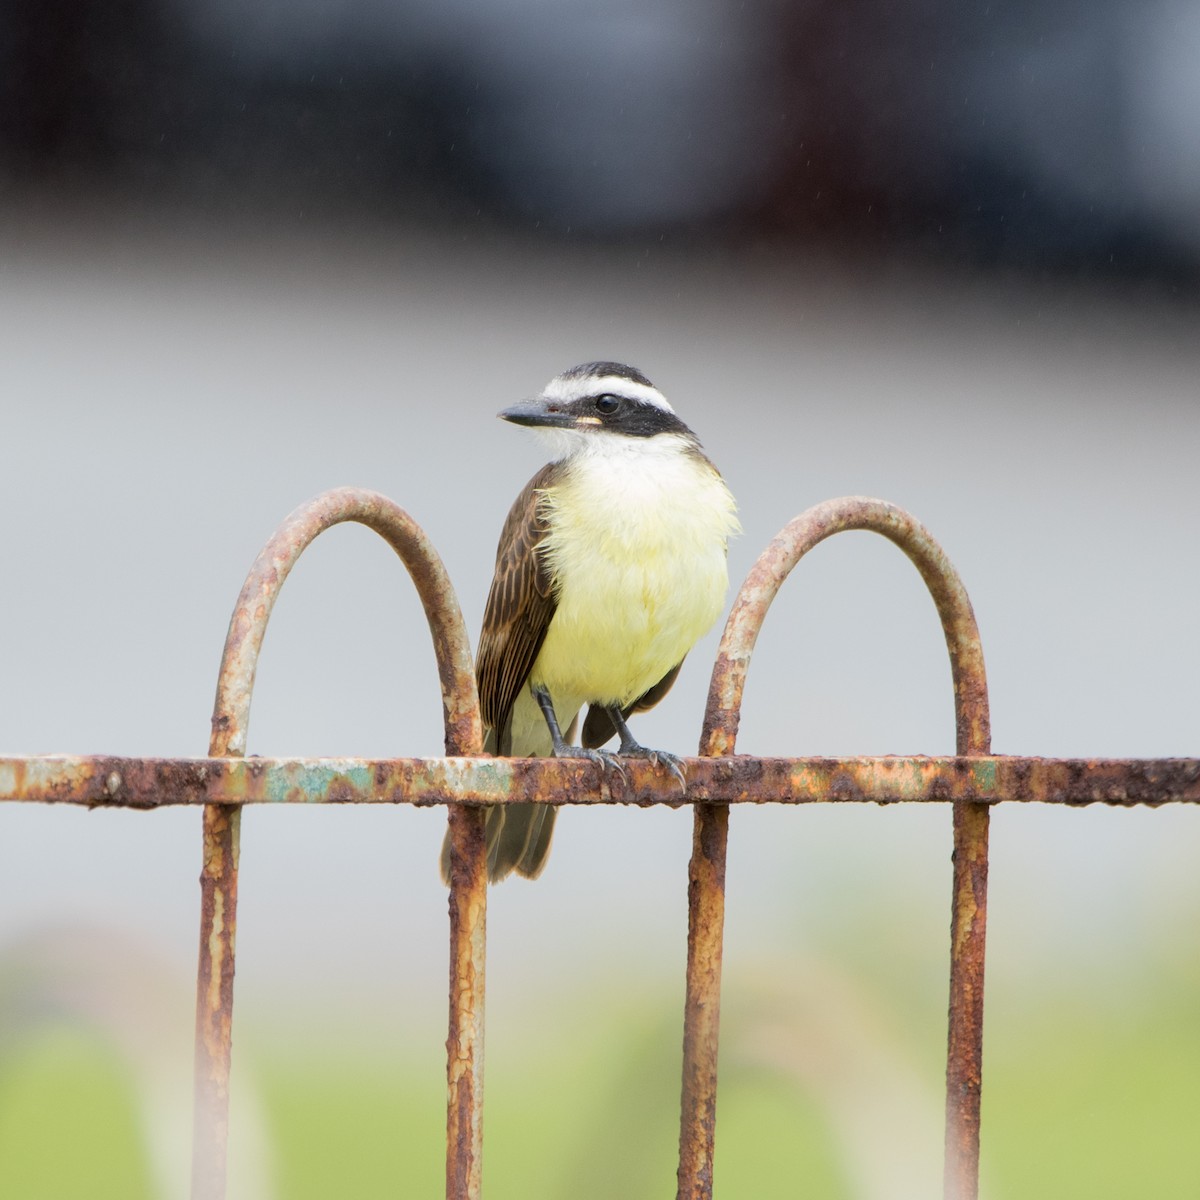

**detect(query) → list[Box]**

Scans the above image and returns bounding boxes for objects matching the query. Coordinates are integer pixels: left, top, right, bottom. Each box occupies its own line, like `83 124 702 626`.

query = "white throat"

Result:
531 425 690 464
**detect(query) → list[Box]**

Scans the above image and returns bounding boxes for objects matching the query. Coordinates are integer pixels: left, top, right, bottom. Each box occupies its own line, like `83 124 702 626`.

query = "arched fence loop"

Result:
193 488 485 1200
700 496 989 758
680 497 991 1200
207 487 481 760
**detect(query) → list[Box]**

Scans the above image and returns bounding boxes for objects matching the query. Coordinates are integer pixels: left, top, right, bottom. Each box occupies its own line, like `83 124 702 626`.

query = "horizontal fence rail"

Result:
3 755 1198 808
3 486 1196 1200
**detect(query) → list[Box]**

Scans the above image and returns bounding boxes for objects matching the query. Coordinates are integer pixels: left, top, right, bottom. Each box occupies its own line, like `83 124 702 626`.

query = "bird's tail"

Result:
438 803 557 884
486 802 557 880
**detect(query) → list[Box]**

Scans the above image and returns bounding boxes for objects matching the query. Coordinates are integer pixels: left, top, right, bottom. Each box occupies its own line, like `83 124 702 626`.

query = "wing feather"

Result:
476 462 559 732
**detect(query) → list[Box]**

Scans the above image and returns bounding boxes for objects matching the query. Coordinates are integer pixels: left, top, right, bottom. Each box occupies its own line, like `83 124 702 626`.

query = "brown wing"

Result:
476 462 560 735
580 661 684 749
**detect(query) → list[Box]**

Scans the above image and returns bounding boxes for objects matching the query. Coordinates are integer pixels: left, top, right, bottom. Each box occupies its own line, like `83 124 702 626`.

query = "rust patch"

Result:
944 799 989 1200
677 803 729 1200
445 804 488 1200
191 804 240 1200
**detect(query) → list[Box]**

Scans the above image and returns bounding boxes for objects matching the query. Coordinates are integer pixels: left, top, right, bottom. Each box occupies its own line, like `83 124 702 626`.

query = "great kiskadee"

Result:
441 362 739 883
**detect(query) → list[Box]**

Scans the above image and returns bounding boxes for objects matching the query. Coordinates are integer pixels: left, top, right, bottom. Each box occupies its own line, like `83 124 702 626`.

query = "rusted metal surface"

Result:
190 488 482 1200
946 796 988 1200
684 496 992 1200
4 753 1197 808
444 804 489 1200
677 802 729 1200
192 803 240 1200
208 488 481 761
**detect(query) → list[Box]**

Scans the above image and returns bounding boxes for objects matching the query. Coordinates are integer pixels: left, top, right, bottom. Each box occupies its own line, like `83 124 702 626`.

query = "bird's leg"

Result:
606 706 688 790
533 686 626 778
532 685 574 755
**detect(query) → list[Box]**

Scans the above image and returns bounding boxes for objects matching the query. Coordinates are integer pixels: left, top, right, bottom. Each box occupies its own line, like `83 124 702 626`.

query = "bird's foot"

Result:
615 739 688 790
535 687 628 780
552 744 628 781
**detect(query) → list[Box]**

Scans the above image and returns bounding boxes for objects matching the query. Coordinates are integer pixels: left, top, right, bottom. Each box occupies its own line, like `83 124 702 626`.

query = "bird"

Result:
441 361 739 883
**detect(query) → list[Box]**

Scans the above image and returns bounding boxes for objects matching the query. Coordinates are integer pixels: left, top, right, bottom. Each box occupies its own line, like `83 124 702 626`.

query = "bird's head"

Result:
500 362 693 460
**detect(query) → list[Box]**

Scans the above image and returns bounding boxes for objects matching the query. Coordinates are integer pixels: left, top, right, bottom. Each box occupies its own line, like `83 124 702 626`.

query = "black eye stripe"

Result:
557 393 691 438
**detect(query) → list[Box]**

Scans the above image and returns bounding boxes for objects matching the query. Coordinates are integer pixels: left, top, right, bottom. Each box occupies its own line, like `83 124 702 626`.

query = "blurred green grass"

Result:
2 977 1199 1199
0 1029 155 1200
984 999 1200 1198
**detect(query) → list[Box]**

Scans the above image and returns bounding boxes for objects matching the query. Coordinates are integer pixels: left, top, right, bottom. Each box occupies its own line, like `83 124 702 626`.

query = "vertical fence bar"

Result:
192 488 482 1200
691 496 991 1200
944 799 989 1200
445 804 488 1200
193 683 246 1200
192 803 240 1200
677 802 729 1200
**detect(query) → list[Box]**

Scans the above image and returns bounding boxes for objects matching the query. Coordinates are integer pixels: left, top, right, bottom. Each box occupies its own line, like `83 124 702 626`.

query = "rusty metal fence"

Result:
2 486 1196 1200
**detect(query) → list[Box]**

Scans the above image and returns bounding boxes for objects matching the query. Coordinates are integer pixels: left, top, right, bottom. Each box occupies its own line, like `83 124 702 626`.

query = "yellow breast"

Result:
530 439 738 706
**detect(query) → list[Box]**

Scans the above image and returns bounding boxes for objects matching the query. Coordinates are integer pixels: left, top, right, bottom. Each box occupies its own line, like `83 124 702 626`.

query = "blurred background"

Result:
1 1 1198 1197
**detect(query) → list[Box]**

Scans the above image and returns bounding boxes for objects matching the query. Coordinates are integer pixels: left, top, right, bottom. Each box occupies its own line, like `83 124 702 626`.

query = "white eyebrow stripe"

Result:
541 372 675 414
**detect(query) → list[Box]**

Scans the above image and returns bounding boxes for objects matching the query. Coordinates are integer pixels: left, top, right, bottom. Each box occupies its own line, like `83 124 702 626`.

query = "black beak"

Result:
498 398 575 429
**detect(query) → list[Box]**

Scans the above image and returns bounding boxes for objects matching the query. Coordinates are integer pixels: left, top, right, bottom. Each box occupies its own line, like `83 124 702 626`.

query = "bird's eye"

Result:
594 394 621 415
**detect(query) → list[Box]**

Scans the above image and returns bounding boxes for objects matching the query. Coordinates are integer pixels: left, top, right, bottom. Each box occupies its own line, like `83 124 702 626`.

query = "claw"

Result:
599 703 688 792
592 747 628 781
617 742 688 792
555 745 628 782
654 751 688 791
